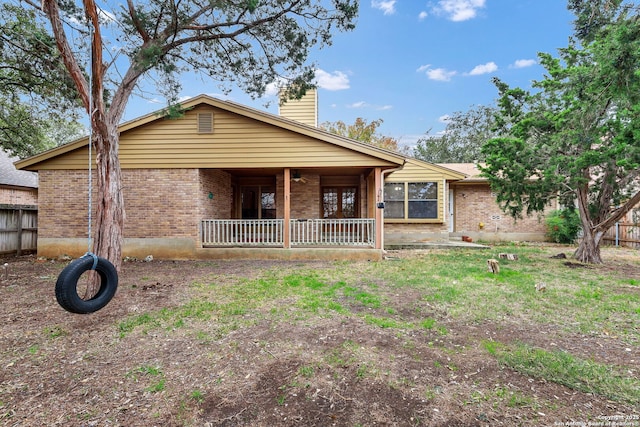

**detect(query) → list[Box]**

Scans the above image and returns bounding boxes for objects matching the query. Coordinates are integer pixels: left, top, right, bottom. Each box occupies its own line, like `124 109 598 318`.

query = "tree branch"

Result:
41 0 89 111
594 189 640 231
126 0 150 42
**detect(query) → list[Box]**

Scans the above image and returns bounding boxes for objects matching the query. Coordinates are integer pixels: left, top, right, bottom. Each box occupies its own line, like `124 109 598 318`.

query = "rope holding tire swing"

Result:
55 19 118 314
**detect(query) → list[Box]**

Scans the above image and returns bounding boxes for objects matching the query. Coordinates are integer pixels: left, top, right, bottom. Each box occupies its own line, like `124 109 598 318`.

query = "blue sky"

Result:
124 0 576 150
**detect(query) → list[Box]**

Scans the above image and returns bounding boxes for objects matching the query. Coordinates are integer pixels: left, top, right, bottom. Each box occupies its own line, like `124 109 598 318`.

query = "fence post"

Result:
615 222 619 247
17 208 23 256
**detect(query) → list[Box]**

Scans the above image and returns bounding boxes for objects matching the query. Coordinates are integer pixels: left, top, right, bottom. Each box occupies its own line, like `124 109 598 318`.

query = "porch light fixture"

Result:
292 170 302 182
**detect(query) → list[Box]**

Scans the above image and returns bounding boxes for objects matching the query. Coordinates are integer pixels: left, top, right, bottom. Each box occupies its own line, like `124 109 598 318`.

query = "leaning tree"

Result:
20 0 358 270
480 2 640 264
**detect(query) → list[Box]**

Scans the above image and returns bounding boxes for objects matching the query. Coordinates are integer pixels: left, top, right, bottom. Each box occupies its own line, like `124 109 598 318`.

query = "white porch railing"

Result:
200 218 375 247
290 219 375 246
201 219 284 246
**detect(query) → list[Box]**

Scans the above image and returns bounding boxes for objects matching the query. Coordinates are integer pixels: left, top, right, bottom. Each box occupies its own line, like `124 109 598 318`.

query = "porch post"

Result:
284 167 291 248
374 167 383 250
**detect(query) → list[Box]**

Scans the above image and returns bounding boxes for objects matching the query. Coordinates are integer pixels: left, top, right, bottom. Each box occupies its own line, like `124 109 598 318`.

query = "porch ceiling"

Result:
221 167 374 177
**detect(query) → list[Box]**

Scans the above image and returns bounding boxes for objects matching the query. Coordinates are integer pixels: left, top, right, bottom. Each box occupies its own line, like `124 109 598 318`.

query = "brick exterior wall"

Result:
39 168 376 249
39 169 205 240
385 222 448 235
276 173 325 219
0 187 37 206
290 173 320 218
39 168 554 246
40 169 370 242
124 169 200 238
38 170 93 238
199 169 232 219
453 183 551 234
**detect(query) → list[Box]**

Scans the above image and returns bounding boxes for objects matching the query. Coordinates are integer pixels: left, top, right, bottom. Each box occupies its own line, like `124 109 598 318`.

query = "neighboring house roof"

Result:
0 150 38 188
16 94 406 171
438 163 487 183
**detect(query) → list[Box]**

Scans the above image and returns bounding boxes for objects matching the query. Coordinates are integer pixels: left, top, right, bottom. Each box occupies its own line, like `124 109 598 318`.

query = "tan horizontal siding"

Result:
279 89 317 127
386 159 463 181
33 105 397 169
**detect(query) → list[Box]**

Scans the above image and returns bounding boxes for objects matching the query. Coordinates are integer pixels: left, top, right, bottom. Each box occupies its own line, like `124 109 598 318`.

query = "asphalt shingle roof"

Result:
0 150 38 188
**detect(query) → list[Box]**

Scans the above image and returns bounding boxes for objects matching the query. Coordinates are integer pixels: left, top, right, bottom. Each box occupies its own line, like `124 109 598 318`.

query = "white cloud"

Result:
428 68 457 81
418 65 457 82
438 114 451 123
314 69 350 91
433 0 486 22
398 134 422 151
345 101 392 110
467 61 498 75
418 11 428 21
264 81 282 97
512 59 537 68
348 101 369 108
371 0 396 15
417 65 458 81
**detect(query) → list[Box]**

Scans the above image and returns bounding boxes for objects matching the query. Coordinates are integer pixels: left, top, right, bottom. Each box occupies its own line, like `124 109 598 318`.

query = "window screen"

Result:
408 182 437 219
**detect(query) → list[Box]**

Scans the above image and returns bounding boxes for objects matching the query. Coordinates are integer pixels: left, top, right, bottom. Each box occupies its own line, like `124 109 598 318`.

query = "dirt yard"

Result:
0 248 638 427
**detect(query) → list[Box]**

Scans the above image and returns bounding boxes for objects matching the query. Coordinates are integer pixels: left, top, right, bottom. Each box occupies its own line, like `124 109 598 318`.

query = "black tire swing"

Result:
55 20 118 314
55 253 118 314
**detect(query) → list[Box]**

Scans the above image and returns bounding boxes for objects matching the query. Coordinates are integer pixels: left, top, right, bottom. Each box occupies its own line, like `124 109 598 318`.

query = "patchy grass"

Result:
1 244 638 426
496 343 639 405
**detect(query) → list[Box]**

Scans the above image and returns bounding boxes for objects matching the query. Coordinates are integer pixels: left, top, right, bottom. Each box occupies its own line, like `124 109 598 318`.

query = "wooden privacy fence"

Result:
603 222 640 249
0 205 37 255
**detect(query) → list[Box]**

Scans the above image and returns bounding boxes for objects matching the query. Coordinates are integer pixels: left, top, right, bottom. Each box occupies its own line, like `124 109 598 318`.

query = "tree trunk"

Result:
574 227 603 264
92 123 125 272
574 185 603 264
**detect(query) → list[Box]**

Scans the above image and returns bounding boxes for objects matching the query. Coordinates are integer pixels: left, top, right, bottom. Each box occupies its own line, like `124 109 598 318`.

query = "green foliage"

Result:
480 4 640 263
320 117 401 152
545 208 581 243
567 0 628 43
413 105 499 163
0 4 83 157
113 0 358 111
246 0 259 13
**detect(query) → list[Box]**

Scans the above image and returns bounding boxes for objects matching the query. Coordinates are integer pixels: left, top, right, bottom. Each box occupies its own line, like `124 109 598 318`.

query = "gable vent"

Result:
197 112 213 133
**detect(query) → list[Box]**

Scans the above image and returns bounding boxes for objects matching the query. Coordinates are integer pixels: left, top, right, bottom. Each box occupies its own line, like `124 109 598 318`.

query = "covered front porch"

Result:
201 218 375 247
199 166 387 251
